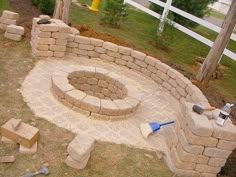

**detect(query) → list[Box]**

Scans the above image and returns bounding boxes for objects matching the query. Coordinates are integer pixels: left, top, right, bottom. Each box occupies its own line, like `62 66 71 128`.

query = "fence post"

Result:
158 0 172 34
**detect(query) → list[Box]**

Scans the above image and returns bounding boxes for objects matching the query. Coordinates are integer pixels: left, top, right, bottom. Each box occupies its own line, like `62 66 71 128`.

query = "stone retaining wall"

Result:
31 17 236 177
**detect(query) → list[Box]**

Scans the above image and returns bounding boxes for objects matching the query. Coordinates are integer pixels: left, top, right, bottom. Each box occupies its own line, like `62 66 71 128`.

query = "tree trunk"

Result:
53 0 71 24
196 0 236 85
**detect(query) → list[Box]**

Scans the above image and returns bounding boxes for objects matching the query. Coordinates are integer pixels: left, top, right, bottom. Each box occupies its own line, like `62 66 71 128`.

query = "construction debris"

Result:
0 155 15 163
1 118 40 148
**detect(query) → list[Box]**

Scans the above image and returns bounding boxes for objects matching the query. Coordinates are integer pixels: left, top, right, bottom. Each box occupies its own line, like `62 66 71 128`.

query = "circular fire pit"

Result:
51 66 140 119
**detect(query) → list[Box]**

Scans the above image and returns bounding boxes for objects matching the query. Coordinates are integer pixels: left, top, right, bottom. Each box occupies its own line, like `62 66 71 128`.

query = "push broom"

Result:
140 120 175 138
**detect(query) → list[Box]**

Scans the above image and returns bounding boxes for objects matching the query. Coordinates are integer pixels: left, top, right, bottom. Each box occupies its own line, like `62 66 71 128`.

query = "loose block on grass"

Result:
1 118 40 148
0 156 15 163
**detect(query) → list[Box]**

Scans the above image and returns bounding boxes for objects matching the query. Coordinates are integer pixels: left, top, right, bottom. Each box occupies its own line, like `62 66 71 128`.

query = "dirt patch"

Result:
9 0 41 37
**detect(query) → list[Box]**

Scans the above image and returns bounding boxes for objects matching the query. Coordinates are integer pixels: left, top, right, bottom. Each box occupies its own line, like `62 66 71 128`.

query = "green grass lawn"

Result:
71 1 236 101
0 0 9 13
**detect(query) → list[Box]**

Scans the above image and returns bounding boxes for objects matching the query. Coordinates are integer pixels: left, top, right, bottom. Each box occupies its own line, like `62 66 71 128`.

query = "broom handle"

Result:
160 120 175 127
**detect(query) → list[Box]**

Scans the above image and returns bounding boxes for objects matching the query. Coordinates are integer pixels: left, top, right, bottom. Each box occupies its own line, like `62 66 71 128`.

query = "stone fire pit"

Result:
51 66 140 120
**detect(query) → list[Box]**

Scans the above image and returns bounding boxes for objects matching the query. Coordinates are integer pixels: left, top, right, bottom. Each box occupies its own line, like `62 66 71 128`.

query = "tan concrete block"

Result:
90 38 103 47
127 62 141 71
171 146 196 170
176 74 191 89
134 59 148 68
118 46 132 55
4 32 22 41
90 113 110 120
217 139 236 151
33 44 49 51
64 155 89 170
74 36 91 44
108 84 117 93
37 29 51 38
39 24 59 32
67 34 75 42
124 97 140 112
1 136 17 144
157 71 169 81
49 45 66 52
203 147 231 158
98 80 109 88
184 126 218 147
182 102 213 137
131 50 146 60
79 44 94 51
65 89 86 106
52 32 69 39
95 47 106 54
151 73 163 84
2 10 19 20
19 142 37 154
67 134 95 161
175 168 200 177
145 56 158 66
88 51 99 57
195 164 221 173
168 78 177 87
103 42 118 52
147 65 157 73
121 55 134 62
87 78 98 85
6 24 24 35
186 84 201 96
80 84 91 91
54 51 64 58
115 59 127 66
167 68 179 79
0 23 7 30
72 48 88 56
211 120 236 141
52 81 73 99
176 86 187 97
162 81 172 91
35 37 55 45
107 51 121 58
39 15 50 20
177 130 204 155
80 95 100 113
155 62 170 73
200 173 216 177
0 155 16 163
100 99 119 116
101 88 111 97
171 87 181 99
0 17 16 25
141 68 151 77
113 99 132 115
32 49 53 57
56 39 67 45
100 54 115 62
208 157 226 167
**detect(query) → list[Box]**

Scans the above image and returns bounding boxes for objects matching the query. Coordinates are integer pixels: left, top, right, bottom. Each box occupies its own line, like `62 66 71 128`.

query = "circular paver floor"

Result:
21 56 181 154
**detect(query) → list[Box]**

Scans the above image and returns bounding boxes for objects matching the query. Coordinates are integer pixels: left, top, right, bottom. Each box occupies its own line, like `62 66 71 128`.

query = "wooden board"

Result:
1 118 40 148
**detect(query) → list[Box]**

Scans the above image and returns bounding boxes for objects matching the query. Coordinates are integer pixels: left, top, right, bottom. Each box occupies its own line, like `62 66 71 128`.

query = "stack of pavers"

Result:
5 24 25 41
0 10 19 30
1 118 40 154
31 15 72 59
65 135 95 170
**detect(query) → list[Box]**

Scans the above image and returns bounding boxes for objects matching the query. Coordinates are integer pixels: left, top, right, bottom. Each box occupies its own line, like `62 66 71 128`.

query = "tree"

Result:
150 0 217 27
53 0 71 24
196 1 236 85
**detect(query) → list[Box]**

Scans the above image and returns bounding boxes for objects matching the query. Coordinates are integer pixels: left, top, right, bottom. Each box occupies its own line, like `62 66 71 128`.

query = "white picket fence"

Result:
124 0 236 61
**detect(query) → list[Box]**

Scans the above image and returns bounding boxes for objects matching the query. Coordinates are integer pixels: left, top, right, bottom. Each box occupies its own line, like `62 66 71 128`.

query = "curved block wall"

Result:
31 17 236 177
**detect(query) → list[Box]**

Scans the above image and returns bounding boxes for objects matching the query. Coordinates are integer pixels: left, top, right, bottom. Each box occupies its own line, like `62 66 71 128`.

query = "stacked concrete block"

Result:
4 24 24 41
65 135 95 170
51 66 140 120
0 10 19 30
31 16 71 59
162 101 236 177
